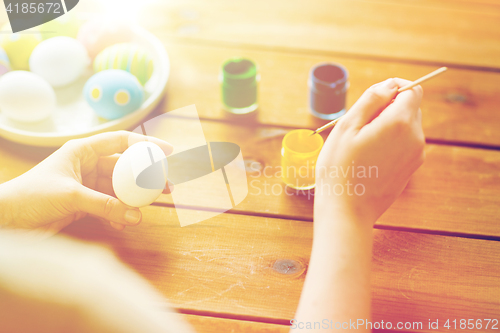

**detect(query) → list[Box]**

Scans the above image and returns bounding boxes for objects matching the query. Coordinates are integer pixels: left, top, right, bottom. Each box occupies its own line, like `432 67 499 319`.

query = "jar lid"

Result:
282 129 324 159
309 63 348 93
221 58 258 86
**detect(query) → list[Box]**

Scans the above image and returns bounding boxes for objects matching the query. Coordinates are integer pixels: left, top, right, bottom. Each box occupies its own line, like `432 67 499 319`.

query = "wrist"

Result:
315 190 374 222
311 200 374 267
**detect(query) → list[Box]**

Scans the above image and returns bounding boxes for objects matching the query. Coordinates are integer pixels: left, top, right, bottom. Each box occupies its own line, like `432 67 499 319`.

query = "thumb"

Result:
75 186 142 225
343 78 398 129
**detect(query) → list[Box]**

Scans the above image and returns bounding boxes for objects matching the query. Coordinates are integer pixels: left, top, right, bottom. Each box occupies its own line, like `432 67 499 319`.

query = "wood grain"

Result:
140 0 500 69
1 116 499 238
0 141 55 183
374 0 500 14
0 1 498 329
61 207 500 332
147 117 500 239
180 314 289 333
180 314 413 333
163 42 500 147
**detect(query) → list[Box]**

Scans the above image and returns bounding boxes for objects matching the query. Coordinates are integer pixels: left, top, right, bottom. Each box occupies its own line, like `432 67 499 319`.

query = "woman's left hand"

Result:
0 131 174 237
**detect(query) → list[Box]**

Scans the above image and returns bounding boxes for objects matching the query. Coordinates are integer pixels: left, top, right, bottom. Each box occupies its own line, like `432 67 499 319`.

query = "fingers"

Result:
393 86 423 115
97 155 120 177
110 222 126 231
389 77 413 89
342 78 399 129
96 176 115 196
93 176 172 230
75 186 142 226
374 80 423 125
76 131 174 158
93 177 131 231
391 77 423 113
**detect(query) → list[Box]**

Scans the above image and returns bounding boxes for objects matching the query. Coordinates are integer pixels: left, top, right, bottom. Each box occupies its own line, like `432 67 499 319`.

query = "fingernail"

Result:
124 210 141 224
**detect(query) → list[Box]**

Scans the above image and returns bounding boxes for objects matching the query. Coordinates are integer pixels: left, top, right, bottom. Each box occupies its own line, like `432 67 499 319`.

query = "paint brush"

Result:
309 67 448 136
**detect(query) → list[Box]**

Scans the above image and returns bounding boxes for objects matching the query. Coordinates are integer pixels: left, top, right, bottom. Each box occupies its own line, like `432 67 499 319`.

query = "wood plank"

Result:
179 314 407 333
0 142 55 183
61 207 500 332
163 42 500 147
148 117 500 239
1 117 499 238
371 0 500 14
179 314 288 333
140 0 500 69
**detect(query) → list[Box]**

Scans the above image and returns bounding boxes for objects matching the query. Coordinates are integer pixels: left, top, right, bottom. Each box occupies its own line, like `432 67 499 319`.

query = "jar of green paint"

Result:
220 58 258 114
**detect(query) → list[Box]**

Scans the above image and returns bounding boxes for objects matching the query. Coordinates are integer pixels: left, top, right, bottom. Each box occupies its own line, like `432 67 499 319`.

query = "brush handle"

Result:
311 67 448 135
311 117 342 135
397 67 447 92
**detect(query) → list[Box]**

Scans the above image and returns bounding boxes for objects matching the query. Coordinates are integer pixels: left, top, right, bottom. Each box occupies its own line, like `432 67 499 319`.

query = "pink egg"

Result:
77 19 133 59
0 64 10 76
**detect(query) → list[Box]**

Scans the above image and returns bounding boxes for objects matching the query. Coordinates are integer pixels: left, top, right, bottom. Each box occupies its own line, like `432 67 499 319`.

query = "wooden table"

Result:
1 1 500 331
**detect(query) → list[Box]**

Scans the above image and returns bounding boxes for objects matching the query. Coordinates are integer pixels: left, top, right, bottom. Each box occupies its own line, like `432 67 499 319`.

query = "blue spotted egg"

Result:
0 46 10 77
84 69 144 120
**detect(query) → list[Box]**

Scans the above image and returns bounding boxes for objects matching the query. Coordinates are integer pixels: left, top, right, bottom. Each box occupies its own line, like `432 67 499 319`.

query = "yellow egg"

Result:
0 24 41 70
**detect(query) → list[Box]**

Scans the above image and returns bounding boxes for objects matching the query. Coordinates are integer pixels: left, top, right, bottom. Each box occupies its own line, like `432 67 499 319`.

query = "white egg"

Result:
0 71 55 122
29 36 89 87
112 141 167 207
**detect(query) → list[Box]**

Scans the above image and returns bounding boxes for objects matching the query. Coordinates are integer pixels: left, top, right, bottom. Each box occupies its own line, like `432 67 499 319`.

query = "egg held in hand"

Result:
94 43 154 86
0 71 55 122
84 69 144 120
29 36 89 87
113 141 167 207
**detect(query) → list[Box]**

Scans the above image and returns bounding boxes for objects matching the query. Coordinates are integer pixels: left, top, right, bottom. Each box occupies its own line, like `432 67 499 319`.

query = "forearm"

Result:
0 180 15 228
293 196 373 332
0 175 36 229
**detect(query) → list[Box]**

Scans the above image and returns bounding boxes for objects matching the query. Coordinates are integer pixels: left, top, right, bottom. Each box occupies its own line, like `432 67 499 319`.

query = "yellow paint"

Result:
114 90 130 105
281 129 324 190
91 87 101 100
93 43 154 86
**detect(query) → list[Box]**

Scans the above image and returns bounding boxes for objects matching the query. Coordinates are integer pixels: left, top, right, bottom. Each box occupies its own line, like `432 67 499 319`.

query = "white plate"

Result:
0 26 169 147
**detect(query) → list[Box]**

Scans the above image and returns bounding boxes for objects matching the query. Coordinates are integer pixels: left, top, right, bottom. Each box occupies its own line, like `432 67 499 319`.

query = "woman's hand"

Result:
294 78 425 332
315 78 425 226
0 131 173 237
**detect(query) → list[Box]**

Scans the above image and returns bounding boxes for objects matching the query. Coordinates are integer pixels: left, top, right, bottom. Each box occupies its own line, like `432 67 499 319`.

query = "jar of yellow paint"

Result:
281 129 324 190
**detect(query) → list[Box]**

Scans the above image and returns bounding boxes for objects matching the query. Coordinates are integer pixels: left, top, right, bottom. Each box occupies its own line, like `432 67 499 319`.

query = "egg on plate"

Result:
0 27 41 70
0 71 55 122
94 43 154 86
30 36 89 87
77 19 132 59
84 69 144 120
